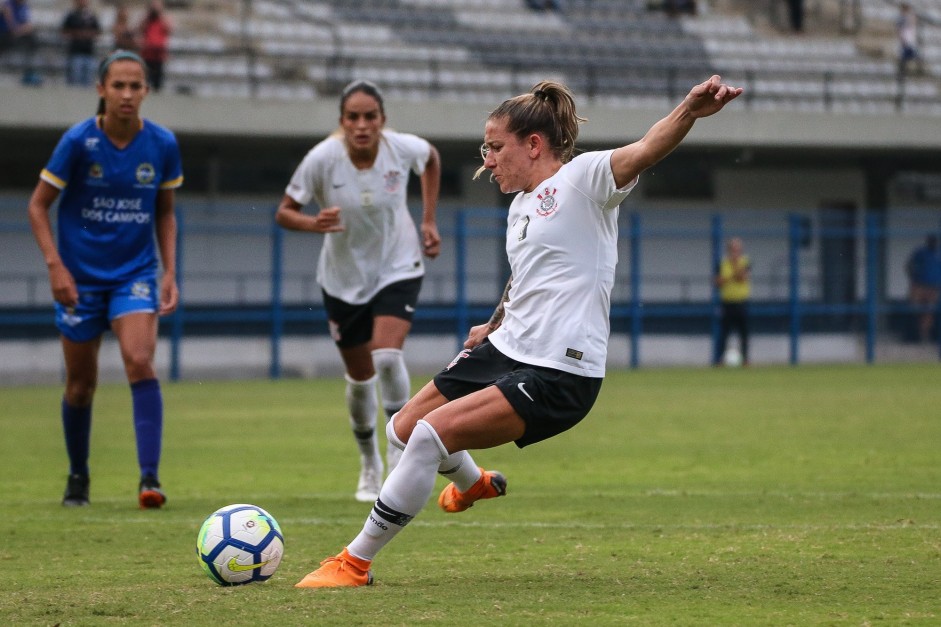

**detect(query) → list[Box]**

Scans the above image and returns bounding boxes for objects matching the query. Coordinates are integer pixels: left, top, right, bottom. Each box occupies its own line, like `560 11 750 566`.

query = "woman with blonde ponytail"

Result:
295 75 743 589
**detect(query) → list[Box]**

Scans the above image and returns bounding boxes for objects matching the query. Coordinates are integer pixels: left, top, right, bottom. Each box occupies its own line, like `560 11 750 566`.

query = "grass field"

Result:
1 364 939 625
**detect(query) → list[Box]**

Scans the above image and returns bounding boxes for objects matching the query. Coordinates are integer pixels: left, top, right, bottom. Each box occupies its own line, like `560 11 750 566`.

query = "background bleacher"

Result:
2 0 941 377
4 0 941 113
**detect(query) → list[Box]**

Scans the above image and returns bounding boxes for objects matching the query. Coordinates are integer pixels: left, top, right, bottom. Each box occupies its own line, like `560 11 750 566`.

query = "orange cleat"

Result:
138 475 166 509
438 467 507 513
295 548 374 588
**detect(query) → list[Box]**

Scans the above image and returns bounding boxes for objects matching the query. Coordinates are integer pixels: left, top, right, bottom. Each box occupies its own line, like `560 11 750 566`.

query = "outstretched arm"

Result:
610 75 743 188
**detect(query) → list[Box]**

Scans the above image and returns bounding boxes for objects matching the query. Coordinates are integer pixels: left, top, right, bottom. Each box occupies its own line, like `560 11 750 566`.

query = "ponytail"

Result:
473 80 585 180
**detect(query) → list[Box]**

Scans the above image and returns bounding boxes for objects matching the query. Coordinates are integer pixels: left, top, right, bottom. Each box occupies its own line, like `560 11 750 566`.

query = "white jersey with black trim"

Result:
488 150 637 378
286 130 431 304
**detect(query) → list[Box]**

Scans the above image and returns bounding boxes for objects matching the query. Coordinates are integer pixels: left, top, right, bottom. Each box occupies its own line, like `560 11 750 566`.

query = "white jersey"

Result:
488 150 637 377
286 130 431 304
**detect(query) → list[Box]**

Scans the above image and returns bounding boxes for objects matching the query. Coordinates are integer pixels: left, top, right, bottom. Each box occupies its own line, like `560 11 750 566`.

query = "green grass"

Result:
1 364 940 625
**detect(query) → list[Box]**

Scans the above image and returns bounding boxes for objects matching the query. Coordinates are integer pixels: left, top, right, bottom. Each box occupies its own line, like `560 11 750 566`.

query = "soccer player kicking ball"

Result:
27 49 182 509
295 75 743 587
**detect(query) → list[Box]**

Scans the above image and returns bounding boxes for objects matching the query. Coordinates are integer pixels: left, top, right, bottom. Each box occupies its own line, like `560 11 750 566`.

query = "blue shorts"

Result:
55 275 158 342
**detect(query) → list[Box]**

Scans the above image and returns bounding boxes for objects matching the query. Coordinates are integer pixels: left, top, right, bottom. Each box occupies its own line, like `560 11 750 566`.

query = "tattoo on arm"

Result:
488 275 512 330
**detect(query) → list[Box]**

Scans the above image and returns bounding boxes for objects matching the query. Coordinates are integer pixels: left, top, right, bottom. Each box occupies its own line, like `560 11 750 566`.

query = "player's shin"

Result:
345 374 380 462
438 450 482 492
372 348 410 471
347 419 448 561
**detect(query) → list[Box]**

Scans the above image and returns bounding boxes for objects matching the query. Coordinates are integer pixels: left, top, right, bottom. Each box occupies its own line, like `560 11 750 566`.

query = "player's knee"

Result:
123 351 155 380
371 347 403 372
386 413 407 451
64 379 96 406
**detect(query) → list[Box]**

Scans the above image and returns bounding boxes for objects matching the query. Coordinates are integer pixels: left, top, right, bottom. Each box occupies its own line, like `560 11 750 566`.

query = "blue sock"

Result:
62 399 92 477
131 378 163 480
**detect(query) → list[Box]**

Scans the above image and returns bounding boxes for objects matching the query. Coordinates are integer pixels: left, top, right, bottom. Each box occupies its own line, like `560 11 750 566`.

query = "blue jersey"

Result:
40 116 183 286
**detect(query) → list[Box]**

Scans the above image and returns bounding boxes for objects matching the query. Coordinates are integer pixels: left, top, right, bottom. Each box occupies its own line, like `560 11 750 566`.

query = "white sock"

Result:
386 414 480 491
438 450 482 492
347 419 448 561
385 412 405 472
372 348 411 414
373 348 410 471
345 374 379 463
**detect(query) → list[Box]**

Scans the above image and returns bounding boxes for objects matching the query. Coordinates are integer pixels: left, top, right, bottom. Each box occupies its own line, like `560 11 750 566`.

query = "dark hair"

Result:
96 49 147 115
339 79 385 116
488 80 585 163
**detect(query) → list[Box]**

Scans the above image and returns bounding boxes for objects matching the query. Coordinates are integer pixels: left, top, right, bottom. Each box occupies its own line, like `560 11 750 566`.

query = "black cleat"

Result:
62 473 90 507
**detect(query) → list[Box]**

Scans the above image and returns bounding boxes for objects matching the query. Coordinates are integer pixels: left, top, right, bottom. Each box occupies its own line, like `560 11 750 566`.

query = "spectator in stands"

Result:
786 0 804 33
138 0 171 92
897 2 920 76
61 0 101 87
905 234 941 342
0 0 41 86
661 0 697 17
525 0 563 11
111 3 138 53
713 236 751 366
294 75 743 589
26 49 183 509
275 79 442 503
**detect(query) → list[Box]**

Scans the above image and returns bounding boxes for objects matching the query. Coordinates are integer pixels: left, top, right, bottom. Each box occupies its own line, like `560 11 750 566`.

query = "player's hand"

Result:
685 75 743 119
421 222 441 258
314 206 344 233
464 322 496 349
159 276 179 316
48 261 78 307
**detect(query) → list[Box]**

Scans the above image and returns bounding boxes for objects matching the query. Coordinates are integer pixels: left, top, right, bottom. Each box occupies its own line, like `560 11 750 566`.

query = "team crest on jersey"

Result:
383 170 402 193
536 187 559 217
445 349 472 371
130 281 151 300
89 163 104 179
136 163 156 185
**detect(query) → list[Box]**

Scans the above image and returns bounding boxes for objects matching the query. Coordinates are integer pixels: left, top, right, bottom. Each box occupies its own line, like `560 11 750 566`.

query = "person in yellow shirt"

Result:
713 237 751 366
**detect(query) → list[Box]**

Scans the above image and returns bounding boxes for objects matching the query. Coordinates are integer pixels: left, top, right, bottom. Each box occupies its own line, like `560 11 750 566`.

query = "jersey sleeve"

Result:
285 142 330 206
567 150 637 211
40 127 82 190
159 130 184 190
386 131 431 176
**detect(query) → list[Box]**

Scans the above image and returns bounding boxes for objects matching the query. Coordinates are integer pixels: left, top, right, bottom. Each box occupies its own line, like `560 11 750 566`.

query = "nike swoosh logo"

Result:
227 557 270 572
332 183 345 189
404 304 415 313
517 382 534 402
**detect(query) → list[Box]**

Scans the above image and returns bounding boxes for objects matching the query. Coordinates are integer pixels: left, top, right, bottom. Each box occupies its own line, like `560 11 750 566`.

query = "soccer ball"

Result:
196 503 284 586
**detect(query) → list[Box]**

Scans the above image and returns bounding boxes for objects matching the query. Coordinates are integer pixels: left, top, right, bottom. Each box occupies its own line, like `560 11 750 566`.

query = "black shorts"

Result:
433 339 603 448
322 276 422 348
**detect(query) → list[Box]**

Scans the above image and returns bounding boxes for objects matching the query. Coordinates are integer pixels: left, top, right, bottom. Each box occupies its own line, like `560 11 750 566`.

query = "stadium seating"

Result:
2 0 939 113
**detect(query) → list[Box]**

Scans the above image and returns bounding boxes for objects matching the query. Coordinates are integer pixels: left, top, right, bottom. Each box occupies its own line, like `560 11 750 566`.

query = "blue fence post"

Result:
629 213 642 368
455 210 468 352
169 208 184 381
865 213 879 364
269 213 283 379
788 214 801 365
710 214 723 365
